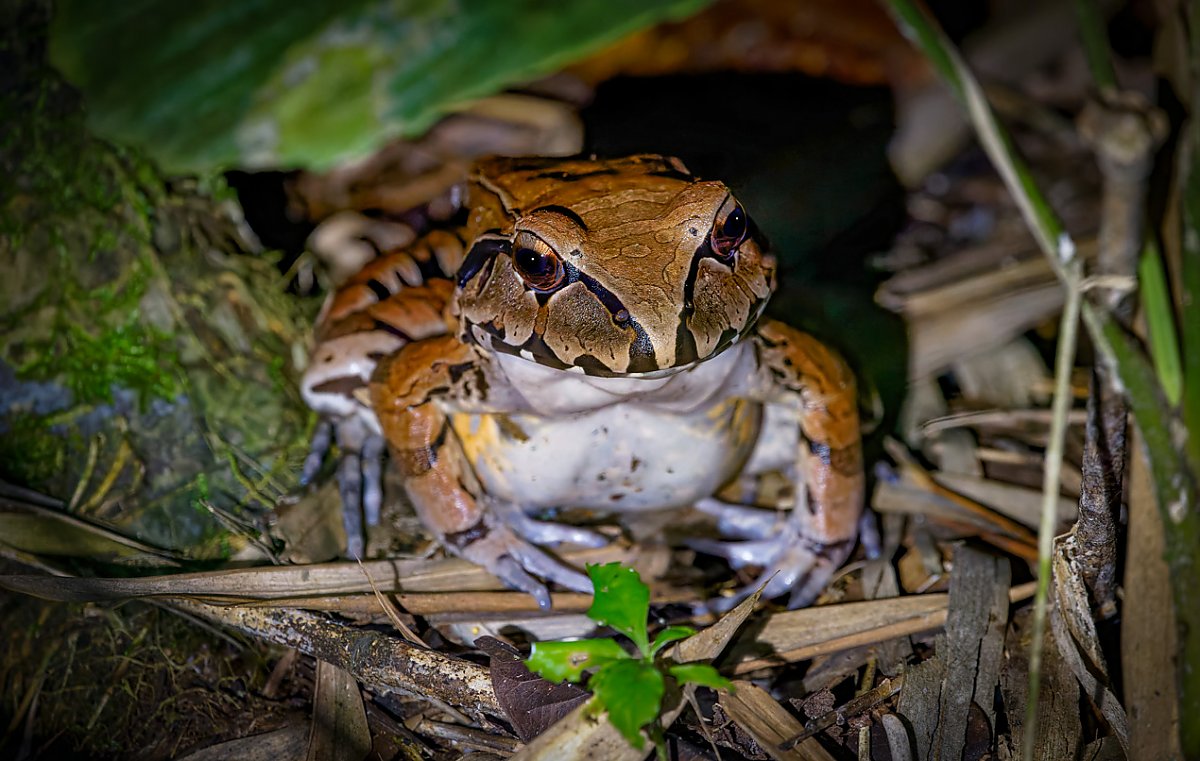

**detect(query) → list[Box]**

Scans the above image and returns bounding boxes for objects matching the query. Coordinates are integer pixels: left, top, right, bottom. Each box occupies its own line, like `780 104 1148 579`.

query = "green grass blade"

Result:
1139 239 1183 405
1073 0 1118 91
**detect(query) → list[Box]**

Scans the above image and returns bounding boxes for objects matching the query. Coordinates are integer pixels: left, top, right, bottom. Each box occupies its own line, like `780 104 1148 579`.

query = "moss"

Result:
2 241 185 409
0 412 68 486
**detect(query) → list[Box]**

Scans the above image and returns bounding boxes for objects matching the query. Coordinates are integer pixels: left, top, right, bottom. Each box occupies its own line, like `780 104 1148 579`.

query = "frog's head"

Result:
453 155 776 377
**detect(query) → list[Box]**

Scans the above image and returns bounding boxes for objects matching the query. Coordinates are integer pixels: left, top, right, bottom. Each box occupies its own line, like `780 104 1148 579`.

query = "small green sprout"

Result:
525 563 732 755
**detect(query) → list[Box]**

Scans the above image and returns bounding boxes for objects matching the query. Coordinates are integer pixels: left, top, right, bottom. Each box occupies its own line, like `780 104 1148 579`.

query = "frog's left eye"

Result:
512 234 565 291
711 198 748 259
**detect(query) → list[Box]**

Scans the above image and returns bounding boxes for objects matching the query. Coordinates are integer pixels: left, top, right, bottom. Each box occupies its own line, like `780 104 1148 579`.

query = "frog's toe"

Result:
695 525 854 609
360 434 386 526
757 542 843 607
328 425 387 559
337 452 365 558
492 501 608 548
694 498 782 540
460 522 593 607
300 419 334 487
491 556 552 610
687 536 783 568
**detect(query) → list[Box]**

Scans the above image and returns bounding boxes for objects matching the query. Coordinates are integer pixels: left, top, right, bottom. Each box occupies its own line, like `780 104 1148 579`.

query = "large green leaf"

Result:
49 0 711 173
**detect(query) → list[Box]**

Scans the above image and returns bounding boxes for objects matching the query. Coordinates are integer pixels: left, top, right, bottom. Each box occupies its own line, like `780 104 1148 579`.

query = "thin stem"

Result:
1073 0 1118 92
1022 259 1083 761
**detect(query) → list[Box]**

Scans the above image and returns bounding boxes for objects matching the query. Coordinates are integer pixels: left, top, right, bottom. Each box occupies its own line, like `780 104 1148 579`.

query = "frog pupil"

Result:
514 246 564 290
722 206 746 241
516 248 552 276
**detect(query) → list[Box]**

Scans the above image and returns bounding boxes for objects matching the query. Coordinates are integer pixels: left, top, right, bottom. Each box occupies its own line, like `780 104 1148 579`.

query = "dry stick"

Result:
1073 371 1127 618
1072 96 1166 617
167 600 504 721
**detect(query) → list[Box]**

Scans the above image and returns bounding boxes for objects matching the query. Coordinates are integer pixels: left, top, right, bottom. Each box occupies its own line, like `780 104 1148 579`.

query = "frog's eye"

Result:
711 198 748 259
512 233 565 291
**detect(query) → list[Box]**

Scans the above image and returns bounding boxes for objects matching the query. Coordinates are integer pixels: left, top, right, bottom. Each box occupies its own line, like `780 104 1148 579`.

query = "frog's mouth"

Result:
467 319 760 381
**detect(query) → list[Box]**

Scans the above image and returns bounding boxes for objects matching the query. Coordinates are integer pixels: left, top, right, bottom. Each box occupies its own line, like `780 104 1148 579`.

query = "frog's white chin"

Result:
490 338 758 416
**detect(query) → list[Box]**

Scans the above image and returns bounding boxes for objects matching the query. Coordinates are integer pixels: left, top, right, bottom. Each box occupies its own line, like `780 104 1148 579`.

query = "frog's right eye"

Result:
711 197 748 260
512 233 564 291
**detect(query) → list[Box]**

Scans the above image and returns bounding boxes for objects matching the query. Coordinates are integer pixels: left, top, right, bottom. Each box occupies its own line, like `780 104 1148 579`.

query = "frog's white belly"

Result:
451 400 761 511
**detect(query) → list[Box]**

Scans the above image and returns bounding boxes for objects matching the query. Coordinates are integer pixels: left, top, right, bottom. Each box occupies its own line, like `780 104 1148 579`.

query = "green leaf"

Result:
49 0 713 172
525 639 629 684
667 663 732 691
586 563 650 655
1181 117 1200 472
1139 239 1183 405
650 626 695 655
589 659 664 750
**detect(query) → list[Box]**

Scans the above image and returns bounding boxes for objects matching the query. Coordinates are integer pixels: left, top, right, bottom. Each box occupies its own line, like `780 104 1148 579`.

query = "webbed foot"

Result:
301 416 386 558
491 500 609 548
690 500 855 610
456 511 594 608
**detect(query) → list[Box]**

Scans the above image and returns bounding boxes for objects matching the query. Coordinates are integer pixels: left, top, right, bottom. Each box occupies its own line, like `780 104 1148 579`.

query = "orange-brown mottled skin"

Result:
301 154 864 608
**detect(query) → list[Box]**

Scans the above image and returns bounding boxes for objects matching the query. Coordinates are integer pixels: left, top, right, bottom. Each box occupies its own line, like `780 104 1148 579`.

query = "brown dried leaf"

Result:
307 660 370 761
477 636 589 742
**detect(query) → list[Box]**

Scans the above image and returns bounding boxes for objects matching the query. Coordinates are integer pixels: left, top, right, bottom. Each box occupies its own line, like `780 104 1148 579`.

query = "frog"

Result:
300 154 864 609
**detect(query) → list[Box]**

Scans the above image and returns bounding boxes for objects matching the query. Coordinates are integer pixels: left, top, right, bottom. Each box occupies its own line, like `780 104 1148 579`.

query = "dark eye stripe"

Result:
556 260 659 373
674 225 768 367
456 235 509 288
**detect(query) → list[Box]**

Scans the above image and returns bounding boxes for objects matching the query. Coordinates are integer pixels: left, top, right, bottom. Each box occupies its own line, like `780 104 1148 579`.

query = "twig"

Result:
1072 372 1126 617
412 717 521 754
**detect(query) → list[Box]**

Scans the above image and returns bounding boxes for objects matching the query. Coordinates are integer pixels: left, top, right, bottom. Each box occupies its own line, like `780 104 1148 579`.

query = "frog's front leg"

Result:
698 319 864 608
370 335 594 608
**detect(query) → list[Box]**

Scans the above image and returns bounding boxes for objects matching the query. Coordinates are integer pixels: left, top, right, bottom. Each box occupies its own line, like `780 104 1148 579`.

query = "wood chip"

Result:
1001 607 1079 760
1121 430 1181 759
895 657 947 760
892 547 1011 760
935 545 1010 758
720 681 837 761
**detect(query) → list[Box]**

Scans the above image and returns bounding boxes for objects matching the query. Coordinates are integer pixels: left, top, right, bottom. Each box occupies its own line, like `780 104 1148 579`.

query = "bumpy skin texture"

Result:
301 155 863 608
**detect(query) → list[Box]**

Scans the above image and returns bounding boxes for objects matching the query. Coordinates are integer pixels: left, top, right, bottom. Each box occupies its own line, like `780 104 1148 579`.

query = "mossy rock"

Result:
0 4 314 559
